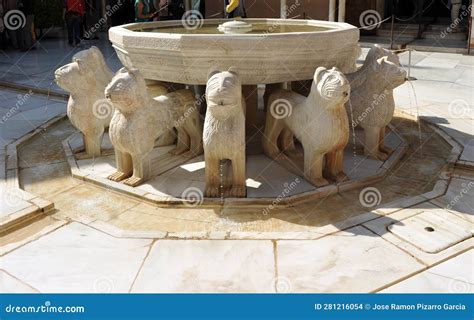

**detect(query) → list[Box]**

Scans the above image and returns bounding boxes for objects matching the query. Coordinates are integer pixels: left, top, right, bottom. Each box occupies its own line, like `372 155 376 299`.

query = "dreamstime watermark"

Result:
272 276 292 293
281 0 301 19
269 98 293 119
446 181 474 210
84 1 123 39
3 10 26 31
5 301 85 314
181 186 204 207
93 277 114 293
263 0 301 35
92 99 114 120
352 90 389 127
359 10 382 30
448 99 471 118
174 94 205 128
440 4 472 38
359 187 382 208
449 277 471 293
181 10 204 30
0 90 33 125
2 188 25 207
262 178 301 215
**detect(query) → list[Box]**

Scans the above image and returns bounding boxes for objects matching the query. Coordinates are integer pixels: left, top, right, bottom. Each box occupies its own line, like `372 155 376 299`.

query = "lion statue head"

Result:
54 59 96 94
105 67 147 114
313 67 350 109
72 46 114 86
205 68 242 120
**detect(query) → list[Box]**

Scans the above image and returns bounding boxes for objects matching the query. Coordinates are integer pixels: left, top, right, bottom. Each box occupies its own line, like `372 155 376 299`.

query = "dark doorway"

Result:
395 0 463 22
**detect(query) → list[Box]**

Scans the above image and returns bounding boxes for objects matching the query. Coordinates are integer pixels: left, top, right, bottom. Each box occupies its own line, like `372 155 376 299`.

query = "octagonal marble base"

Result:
62 126 408 208
11 115 463 243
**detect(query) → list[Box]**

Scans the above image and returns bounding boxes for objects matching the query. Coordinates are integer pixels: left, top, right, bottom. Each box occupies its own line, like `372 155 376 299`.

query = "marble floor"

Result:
0 35 473 293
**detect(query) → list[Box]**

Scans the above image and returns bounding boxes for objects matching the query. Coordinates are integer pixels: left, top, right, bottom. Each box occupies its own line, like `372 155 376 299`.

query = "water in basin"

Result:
133 23 332 34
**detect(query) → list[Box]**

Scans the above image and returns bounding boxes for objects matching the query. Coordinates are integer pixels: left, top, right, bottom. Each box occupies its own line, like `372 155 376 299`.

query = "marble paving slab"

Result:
382 250 473 293
0 270 38 293
0 184 33 218
387 209 473 253
363 203 474 266
382 271 473 293
276 226 425 292
428 249 474 284
431 177 474 223
0 223 151 293
132 240 275 293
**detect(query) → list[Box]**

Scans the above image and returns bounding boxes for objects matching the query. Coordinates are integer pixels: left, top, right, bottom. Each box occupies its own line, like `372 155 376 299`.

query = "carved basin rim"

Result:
112 18 356 36
108 18 361 85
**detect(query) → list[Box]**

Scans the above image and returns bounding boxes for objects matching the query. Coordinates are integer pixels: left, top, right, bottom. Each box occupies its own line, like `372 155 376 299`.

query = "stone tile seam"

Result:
128 239 157 293
426 270 474 285
0 268 41 293
1 114 67 230
0 220 71 257
360 222 431 267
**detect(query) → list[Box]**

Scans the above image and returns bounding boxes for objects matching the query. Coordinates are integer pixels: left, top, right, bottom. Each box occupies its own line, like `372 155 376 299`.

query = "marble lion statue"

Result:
55 46 114 158
72 46 114 91
263 67 351 187
145 81 176 147
104 68 201 186
345 45 407 160
203 69 246 198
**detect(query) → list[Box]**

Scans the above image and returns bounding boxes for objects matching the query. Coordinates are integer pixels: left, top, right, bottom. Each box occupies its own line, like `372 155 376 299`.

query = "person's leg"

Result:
25 15 34 48
0 31 6 50
19 15 33 50
30 15 36 42
81 15 86 39
73 16 81 45
77 15 83 43
66 16 74 45
451 1 462 24
17 27 25 50
18 28 25 50
7 29 18 49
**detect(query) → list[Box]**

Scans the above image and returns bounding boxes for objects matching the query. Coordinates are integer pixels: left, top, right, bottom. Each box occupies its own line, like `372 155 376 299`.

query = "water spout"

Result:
407 80 423 156
347 100 358 166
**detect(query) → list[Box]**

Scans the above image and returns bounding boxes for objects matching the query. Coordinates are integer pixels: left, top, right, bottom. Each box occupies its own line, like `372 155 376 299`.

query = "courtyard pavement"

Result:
0 34 472 293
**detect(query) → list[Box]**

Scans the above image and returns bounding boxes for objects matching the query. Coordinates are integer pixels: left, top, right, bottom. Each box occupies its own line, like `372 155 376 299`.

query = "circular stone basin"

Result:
108 18 361 85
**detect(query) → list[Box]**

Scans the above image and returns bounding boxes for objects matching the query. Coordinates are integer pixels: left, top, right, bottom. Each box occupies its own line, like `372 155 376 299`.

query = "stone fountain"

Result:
56 18 408 207
108 18 361 84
